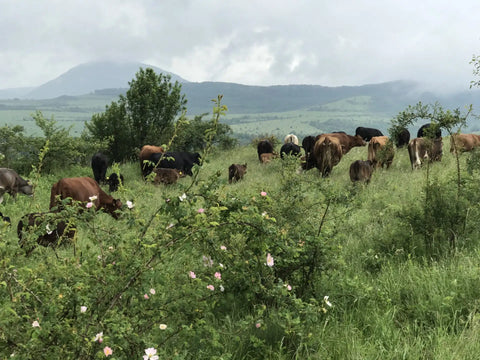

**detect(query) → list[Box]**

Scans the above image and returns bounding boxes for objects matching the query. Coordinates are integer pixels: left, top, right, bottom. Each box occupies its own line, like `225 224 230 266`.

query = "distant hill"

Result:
24 61 189 99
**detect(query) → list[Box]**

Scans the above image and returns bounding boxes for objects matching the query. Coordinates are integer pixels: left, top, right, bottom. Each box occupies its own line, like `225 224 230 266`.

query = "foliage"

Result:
85 68 187 162
172 113 238 152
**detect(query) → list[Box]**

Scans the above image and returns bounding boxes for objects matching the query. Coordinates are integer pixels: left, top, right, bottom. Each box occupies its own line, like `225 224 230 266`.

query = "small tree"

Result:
85 68 187 162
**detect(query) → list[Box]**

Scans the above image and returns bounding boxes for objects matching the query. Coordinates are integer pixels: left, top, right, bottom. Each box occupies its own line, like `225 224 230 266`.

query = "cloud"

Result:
0 0 479 93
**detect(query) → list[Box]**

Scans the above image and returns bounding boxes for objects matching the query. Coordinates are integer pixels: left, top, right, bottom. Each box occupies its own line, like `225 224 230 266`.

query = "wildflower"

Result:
202 255 213 267
144 294 149 299
214 272 222 280
179 193 187 201
324 295 332 307
32 320 40 328
220 245 227 251
86 202 93 209
149 288 156 295
143 347 159 360
219 285 225 292
189 271 196 279
207 284 215 291
197 208 205 214
219 263 224 268
260 191 267 196
284 284 292 291
256 323 261 328
103 346 113 356
89 195 98 202
126 200 134 209
166 223 174 229
266 253 274 267
80 306 87 313
159 324 167 330
45 224 53 235
94 332 103 343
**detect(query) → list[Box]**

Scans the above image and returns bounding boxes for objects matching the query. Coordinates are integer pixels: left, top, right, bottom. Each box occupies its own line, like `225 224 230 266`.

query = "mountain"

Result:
24 61 189 99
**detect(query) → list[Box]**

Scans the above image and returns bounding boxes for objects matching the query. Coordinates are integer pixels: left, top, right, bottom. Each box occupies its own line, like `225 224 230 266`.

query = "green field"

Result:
2 136 480 358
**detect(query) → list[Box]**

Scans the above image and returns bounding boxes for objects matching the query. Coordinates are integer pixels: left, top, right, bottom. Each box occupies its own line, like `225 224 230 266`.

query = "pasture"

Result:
2 138 480 359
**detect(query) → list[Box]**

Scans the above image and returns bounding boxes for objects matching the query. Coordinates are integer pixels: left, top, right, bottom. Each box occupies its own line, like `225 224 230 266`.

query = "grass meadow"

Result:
3 139 480 359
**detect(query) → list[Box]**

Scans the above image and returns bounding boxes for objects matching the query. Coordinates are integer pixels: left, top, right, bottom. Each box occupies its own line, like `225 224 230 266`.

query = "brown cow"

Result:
140 145 164 177
260 153 275 164
153 168 183 185
17 212 76 255
349 160 374 183
407 137 443 170
228 163 247 183
315 133 366 154
313 135 343 177
50 177 122 218
367 136 395 169
450 133 480 153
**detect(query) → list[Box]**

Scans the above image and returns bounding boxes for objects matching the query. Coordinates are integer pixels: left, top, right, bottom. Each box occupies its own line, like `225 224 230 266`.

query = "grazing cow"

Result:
314 133 366 154
407 137 443 169
417 123 442 139
149 151 201 177
0 211 11 225
450 133 480 153
313 135 343 177
50 177 122 219
284 134 299 145
355 127 383 142
349 160 374 183
0 168 33 204
228 163 247 183
17 212 76 255
280 143 301 159
367 136 395 169
91 152 108 184
260 153 275 164
257 140 274 161
153 168 183 185
302 135 317 170
393 127 410 148
140 145 164 177
106 173 124 192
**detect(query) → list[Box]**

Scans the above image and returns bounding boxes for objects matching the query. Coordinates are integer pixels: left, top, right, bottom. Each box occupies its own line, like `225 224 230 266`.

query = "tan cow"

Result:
260 153 275 164
367 136 395 169
139 145 164 177
153 168 183 185
313 135 343 177
450 133 480 153
407 137 443 170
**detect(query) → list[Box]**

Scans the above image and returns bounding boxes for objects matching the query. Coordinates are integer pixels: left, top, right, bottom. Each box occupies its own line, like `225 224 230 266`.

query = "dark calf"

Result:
106 173 124 192
349 160 374 183
228 163 247 183
18 212 76 255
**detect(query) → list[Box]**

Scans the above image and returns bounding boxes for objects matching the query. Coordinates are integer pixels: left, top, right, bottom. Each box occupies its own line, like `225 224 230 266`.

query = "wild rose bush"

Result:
0 98 333 359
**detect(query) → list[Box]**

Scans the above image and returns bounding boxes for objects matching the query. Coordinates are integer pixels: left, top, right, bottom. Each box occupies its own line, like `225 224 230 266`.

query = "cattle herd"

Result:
2 126 480 255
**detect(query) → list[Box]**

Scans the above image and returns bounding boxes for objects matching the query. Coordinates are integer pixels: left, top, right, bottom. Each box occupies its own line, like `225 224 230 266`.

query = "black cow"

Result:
349 160 374 183
0 211 11 225
257 140 274 161
301 136 317 170
17 212 76 255
417 123 442 139
394 127 410 147
106 173 124 192
149 152 201 177
280 143 301 159
91 152 108 184
355 127 383 142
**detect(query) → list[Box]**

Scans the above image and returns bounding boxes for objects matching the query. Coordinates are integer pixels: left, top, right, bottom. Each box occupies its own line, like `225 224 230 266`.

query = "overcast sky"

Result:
1 0 479 92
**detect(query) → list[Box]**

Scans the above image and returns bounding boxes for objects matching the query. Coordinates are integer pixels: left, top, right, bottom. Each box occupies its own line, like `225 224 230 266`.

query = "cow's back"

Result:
50 177 100 209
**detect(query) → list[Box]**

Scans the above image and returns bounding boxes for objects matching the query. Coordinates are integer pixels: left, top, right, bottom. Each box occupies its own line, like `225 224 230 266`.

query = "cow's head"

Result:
353 135 367 147
105 198 123 219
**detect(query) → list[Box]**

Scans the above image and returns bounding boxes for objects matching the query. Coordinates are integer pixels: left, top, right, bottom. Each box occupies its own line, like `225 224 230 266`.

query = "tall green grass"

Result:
2 139 480 358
